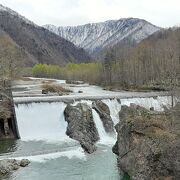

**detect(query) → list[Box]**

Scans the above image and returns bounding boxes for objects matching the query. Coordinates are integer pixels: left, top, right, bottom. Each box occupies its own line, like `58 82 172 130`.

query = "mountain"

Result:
0 4 90 66
44 18 161 55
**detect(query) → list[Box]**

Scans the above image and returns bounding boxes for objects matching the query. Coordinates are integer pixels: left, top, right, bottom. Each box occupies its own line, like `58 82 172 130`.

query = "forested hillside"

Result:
32 28 180 92
108 28 180 88
0 29 29 79
0 4 90 66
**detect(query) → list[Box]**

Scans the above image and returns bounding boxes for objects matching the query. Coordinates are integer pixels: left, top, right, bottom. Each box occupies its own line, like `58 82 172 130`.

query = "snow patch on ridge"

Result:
44 18 160 53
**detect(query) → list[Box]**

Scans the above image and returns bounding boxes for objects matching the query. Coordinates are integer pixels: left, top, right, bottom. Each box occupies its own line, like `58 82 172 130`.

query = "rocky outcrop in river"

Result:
113 103 180 180
64 103 99 153
92 100 114 133
0 159 30 177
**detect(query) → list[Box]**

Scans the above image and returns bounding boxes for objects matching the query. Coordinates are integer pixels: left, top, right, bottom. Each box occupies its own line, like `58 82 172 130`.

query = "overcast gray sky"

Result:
1 0 180 27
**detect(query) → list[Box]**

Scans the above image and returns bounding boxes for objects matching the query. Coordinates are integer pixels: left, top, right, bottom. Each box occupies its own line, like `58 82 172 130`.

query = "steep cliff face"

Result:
44 18 160 55
113 103 180 180
0 4 90 66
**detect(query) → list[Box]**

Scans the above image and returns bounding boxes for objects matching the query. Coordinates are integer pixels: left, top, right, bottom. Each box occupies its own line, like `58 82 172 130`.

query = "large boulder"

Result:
64 103 99 153
92 100 114 133
0 159 30 177
113 103 180 180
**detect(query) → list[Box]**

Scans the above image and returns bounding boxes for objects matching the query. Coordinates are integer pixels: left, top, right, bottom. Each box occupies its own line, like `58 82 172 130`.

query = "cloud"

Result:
0 0 180 27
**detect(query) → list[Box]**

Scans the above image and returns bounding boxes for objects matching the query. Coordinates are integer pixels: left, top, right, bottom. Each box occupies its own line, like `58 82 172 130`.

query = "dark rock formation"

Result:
64 103 99 153
113 103 180 180
92 100 114 133
0 159 30 177
19 159 30 167
0 80 19 139
42 89 48 94
78 90 83 93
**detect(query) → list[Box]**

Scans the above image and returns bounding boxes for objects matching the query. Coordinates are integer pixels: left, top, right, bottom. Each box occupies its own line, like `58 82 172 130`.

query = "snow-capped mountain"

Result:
44 18 161 54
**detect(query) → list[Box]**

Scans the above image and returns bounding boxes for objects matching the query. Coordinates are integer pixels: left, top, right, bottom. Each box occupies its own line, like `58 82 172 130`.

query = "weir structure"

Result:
0 80 20 139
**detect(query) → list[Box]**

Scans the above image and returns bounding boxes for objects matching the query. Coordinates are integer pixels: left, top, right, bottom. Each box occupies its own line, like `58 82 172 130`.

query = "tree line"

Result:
31 28 180 93
32 63 102 84
102 28 180 90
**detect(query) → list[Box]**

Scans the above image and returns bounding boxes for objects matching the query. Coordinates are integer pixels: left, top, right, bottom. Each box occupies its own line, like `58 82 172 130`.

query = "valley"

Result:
0 2 179 180
0 77 175 180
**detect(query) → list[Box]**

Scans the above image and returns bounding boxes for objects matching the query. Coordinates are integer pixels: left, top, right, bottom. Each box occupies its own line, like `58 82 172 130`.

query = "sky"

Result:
0 0 180 27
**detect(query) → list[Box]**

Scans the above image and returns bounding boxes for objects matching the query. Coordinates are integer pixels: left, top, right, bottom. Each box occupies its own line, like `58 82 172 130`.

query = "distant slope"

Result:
0 28 36 66
0 4 90 66
44 18 160 55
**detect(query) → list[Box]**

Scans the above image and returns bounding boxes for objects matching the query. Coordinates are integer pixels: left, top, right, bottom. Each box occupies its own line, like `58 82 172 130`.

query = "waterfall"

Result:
102 96 173 125
15 102 73 143
92 109 116 145
14 96 172 147
102 99 121 125
121 96 172 111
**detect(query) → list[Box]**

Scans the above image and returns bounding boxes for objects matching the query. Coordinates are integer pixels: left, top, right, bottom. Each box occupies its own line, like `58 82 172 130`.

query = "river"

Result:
0 78 173 180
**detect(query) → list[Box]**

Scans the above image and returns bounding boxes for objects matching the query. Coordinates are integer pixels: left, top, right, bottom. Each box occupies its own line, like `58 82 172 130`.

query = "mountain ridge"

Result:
0 4 91 66
44 18 161 55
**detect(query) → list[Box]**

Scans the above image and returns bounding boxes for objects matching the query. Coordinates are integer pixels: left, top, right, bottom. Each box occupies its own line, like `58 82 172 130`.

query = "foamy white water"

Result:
12 147 86 163
102 96 173 125
15 102 75 143
102 99 121 125
121 96 172 111
92 109 116 145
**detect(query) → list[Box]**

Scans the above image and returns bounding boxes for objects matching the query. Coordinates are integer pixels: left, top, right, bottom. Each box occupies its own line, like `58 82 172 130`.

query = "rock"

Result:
92 100 114 133
0 159 30 176
20 159 30 167
117 99 121 104
64 103 99 153
42 89 48 94
78 90 83 93
113 103 180 180
4 119 10 136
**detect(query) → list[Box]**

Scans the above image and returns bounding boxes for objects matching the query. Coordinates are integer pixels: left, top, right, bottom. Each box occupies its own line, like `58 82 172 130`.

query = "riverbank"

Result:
0 159 30 177
113 103 180 179
0 77 178 180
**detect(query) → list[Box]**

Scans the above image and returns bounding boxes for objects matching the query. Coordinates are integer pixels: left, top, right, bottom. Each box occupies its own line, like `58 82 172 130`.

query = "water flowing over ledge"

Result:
14 92 169 104
1 77 177 180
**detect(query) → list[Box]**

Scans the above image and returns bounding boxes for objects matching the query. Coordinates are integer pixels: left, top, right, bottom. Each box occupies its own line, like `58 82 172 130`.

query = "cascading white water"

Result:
92 109 107 139
12 102 85 162
72 97 172 146
14 96 172 148
102 99 121 125
15 102 73 143
121 96 172 111
15 97 172 142
103 96 173 125
92 109 116 145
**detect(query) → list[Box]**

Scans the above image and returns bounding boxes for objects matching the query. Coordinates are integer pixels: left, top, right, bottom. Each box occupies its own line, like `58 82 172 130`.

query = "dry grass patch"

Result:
41 84 73 95
18 77 33 81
